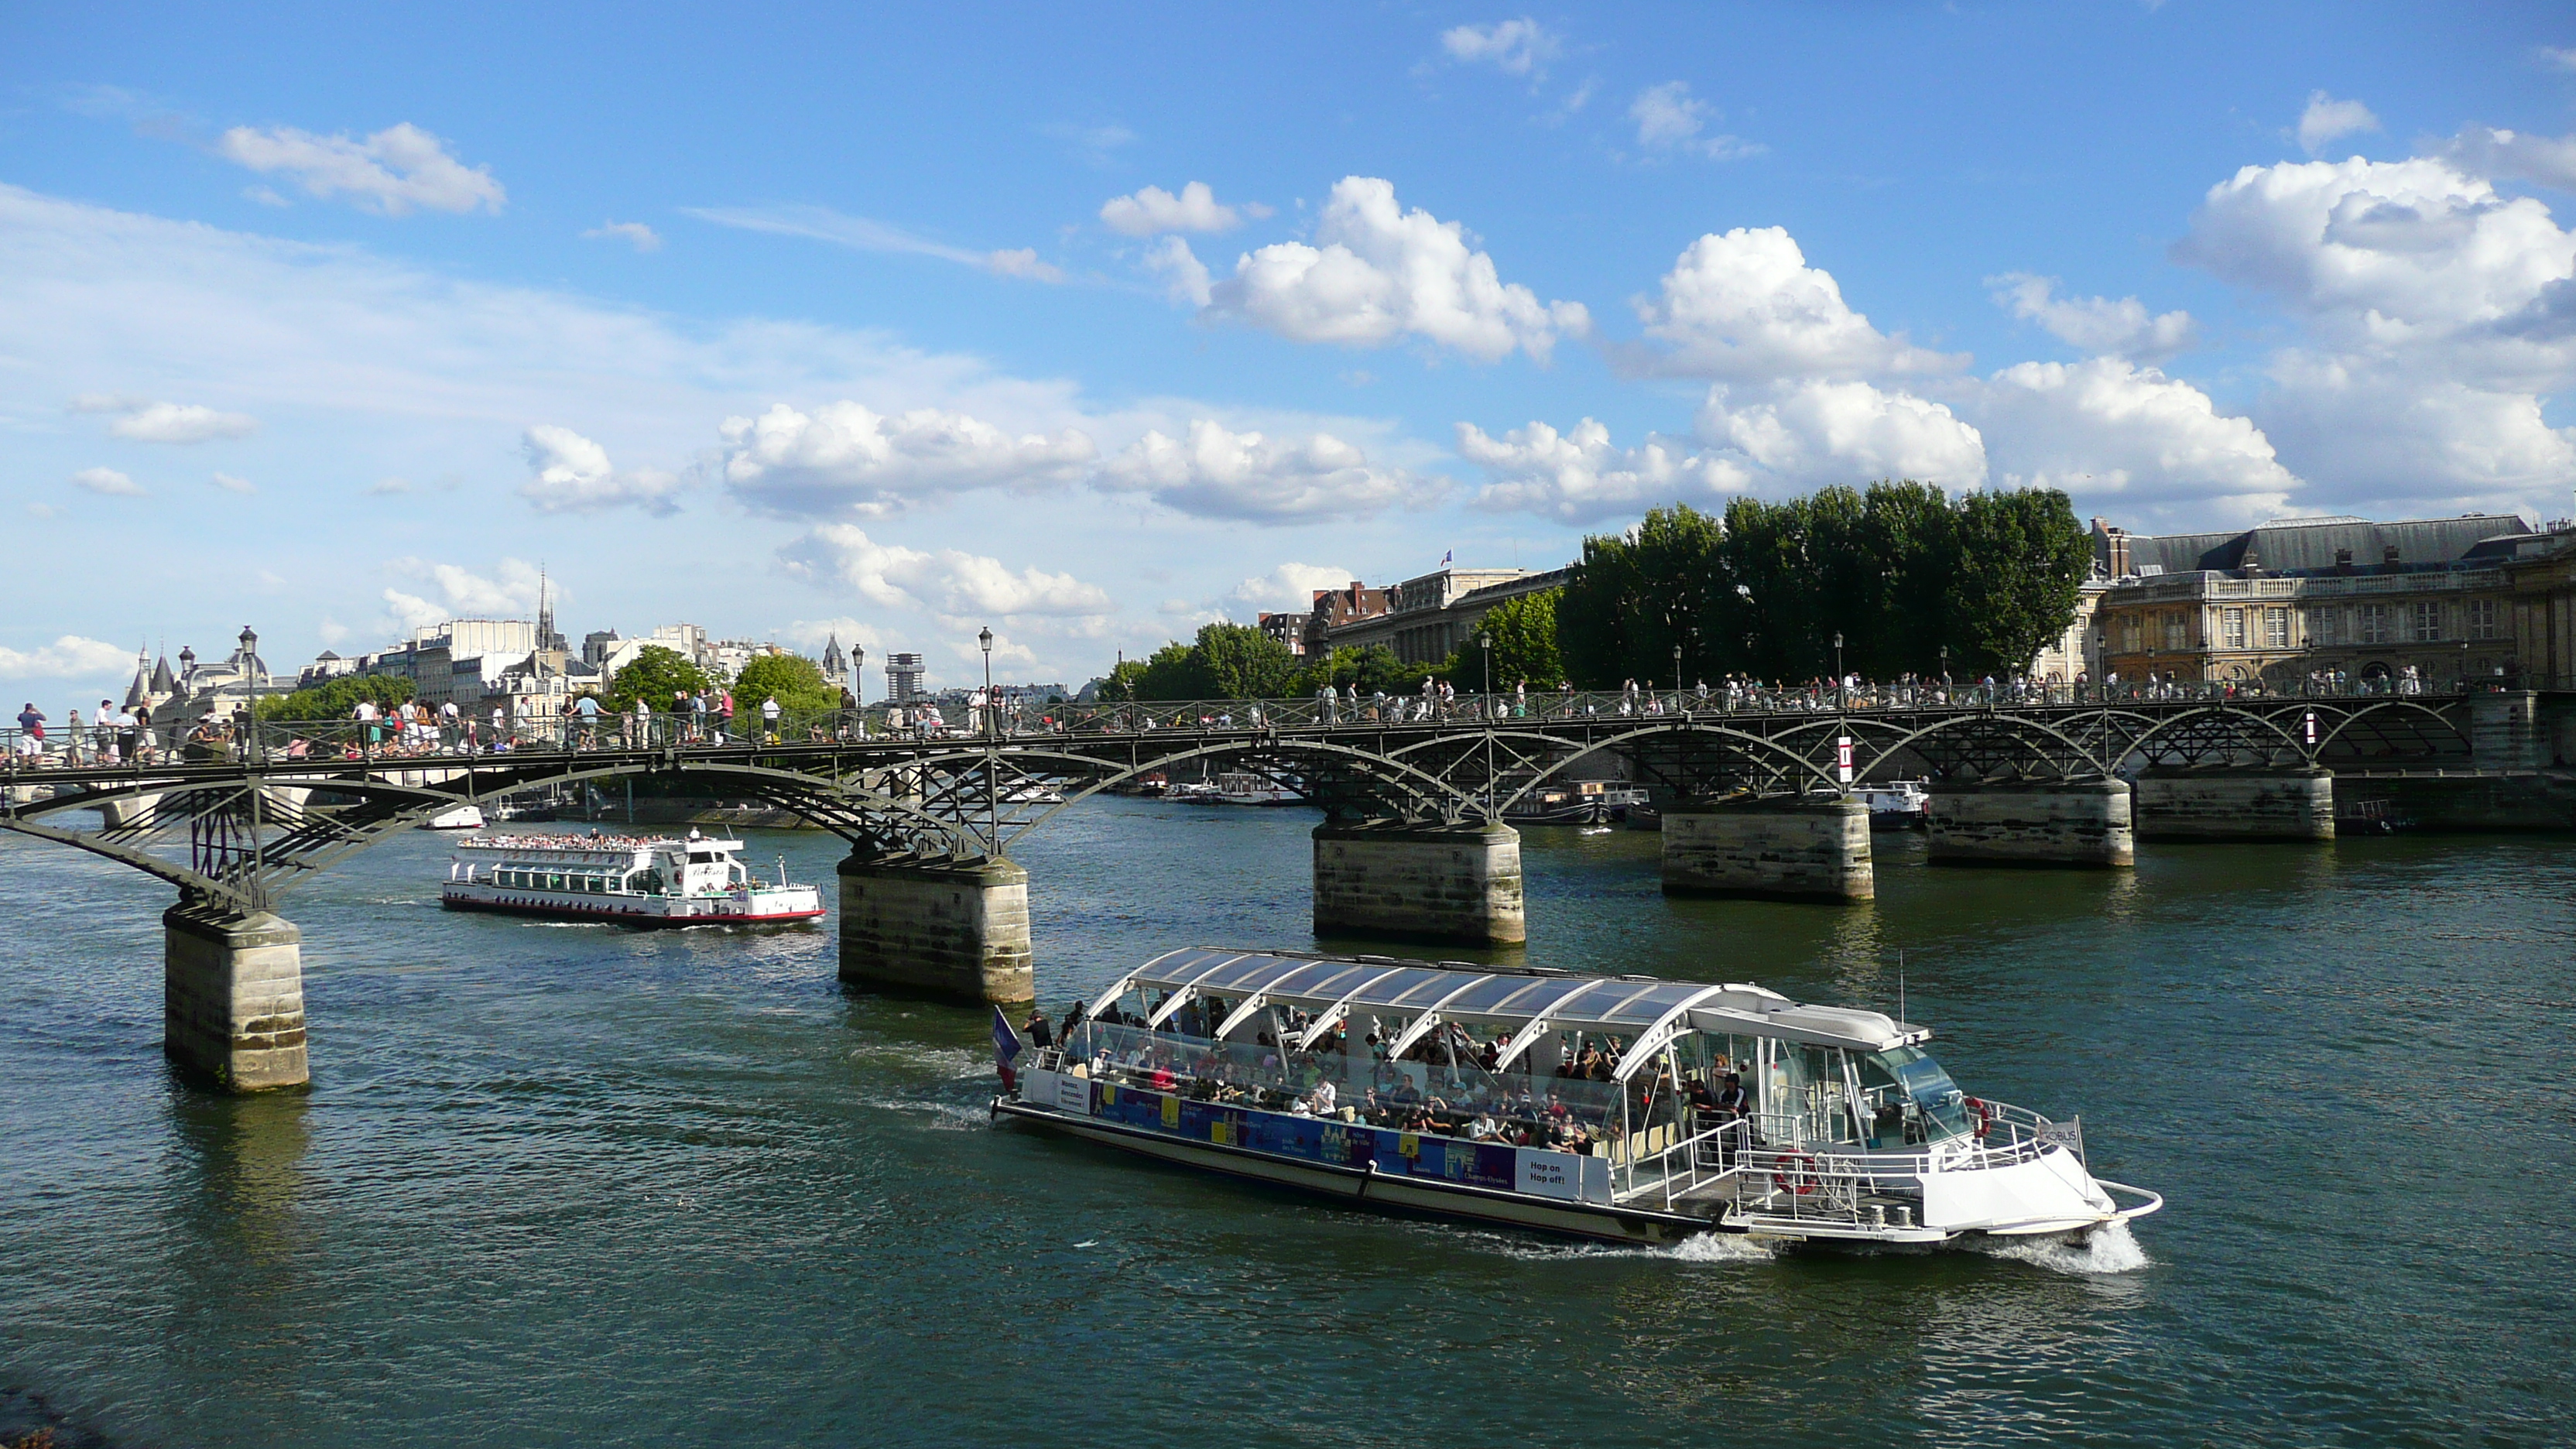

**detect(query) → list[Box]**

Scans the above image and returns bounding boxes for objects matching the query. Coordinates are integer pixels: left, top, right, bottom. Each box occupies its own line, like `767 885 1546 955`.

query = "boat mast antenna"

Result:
1897 950 1906 1028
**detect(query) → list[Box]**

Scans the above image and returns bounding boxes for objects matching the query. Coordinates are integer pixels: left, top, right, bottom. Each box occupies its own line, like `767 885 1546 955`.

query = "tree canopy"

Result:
731 653 838 713
1555 483 2089 687
255 673 416 721
1453 587 1564 690
1101 623 1301 700
603 644 712 711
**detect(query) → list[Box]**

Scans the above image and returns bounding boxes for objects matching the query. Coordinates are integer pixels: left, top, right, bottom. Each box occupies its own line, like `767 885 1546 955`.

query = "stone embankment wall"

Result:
837 853 1033 1004
1661 796 1873 901
1312 822 1526 944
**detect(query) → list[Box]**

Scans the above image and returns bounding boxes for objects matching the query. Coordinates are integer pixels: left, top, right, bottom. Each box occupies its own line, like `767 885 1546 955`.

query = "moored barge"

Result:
440 829 825 926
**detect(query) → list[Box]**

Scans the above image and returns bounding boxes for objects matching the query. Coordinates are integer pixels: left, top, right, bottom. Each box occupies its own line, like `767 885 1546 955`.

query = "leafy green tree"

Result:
605 644 711 711
1290 644 1410 697
731 653 838 713
255 673 415 721
1461 587 1564 690
1095 659 1152 701
1557 503 1734 687
1941 488 2089 675
1132 642 1204 700
1194 622 1299 698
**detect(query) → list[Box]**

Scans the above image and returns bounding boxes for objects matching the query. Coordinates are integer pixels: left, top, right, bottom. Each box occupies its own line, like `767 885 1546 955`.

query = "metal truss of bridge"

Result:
0 682 2532 1094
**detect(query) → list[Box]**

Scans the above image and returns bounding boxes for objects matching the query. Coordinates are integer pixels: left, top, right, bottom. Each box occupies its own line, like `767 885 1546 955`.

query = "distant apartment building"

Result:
1302 580 1393 654
886 651 927 704
1255 611 1307 656
2089 513 2574 687
1324 564 1571 666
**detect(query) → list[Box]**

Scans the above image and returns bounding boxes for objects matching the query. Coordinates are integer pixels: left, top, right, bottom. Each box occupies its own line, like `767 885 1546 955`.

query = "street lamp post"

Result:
1833 631 1845 711
1478 630 1493 697
978 626 997 855
1938 643 1950 699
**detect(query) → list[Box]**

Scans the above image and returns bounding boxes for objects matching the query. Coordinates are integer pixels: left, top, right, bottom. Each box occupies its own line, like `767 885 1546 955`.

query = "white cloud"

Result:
1627 226 1963 380
1627 82 1761 162
779 524 1114 619
215 122 505 216
115 401 259 443
2175 152 2576 507
2543 46 2576 73
1225 562 1352 615
1142 236 1213 307
1100 182 1250 236
211 471 255 494
69 394 259 443
582 220 663 252
1989 273 2197 362
722 401 1096 518
71 466 144 496
683 204 1064 283
1097 419 1433 521
1207 176 1589 362
1697 379 1989 488
1971 358 2300 517
367 477 412 495
2251 351 2575 510
2439 125 2576 194
2296 91 2380 156
0 635 133 677
519 424 686 516
1457 418 1749 523
379 557 550 634
1439 19 1560 77
27 502 60 519
1041 122 1137 166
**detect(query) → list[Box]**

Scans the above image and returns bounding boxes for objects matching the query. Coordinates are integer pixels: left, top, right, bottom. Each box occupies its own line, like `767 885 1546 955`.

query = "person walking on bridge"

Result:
760 694 781 745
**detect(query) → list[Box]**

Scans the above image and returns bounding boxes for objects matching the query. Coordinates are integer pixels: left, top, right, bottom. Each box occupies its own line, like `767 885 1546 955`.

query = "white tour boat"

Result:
1212 770 1302 807
440 829 825 926
997 947 2160 1248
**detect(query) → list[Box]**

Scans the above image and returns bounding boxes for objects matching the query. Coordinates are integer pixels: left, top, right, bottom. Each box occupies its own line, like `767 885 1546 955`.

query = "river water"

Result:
1 797 2569 1447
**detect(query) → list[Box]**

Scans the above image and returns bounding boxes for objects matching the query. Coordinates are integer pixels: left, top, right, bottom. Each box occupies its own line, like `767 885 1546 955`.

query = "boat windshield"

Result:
1858 1045 1971 1141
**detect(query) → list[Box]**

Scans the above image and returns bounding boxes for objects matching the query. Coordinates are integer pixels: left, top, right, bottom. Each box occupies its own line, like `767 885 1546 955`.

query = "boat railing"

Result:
1950 1098 2083 1170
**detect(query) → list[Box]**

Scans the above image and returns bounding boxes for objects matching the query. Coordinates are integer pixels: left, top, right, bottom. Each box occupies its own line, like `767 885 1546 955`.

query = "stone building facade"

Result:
1324 565 1571 666
2091 514 2567 687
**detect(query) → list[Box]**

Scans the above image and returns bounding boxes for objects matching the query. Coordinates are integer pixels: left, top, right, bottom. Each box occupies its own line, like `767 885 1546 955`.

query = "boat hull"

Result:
996 1098 1717 1246
439 888 824 927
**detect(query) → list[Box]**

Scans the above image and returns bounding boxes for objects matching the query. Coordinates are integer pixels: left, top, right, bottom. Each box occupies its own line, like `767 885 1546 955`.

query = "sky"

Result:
5 1 2574 705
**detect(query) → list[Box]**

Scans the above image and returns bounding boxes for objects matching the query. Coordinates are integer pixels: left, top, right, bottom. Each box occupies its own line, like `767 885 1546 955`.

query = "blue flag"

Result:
992 1005 1024 1091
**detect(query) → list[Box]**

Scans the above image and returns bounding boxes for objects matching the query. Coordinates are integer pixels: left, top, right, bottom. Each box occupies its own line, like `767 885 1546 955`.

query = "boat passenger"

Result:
1308 1080 1337 1117
1465 1111 1497 1141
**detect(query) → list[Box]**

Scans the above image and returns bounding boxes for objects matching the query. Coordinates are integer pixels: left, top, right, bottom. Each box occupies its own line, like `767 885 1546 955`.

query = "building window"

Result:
2265 608 2289 649
2468 598 2499 640
2311 607 2339 645
2358 603 2389 645
2221 608 2246 649
2412 601 2442 642
2162 613 2187 650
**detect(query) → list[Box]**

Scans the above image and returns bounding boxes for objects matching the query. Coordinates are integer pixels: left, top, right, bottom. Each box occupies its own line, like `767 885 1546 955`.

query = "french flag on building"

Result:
1440 548 1452 566
991 1005 1024 1091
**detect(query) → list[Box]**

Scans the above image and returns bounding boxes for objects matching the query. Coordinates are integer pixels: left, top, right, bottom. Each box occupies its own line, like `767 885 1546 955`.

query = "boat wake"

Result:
1475 1230 1778 1265
1975 1219 2152 1276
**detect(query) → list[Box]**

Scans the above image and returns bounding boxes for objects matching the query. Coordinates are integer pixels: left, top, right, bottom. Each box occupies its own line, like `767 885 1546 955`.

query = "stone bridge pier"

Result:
1924 778 2135 868
835 851 1033 1004
1311 820 1526 945
163 897 308 1091
2133 766 2334 841
1660 795 1874 902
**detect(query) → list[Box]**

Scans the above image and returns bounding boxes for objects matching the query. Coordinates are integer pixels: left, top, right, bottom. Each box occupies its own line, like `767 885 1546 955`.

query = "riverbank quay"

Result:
0 797 2567 1447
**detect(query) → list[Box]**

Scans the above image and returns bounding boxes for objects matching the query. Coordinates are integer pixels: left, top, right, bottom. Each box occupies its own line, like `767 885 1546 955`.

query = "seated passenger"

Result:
1466 1111 1498 1141
1309 1079 1338 1117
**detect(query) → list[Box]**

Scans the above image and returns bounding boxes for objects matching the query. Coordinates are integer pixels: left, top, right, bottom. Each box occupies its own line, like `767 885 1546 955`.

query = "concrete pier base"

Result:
2134 767 2334 841
837 852 1033 1004
1925 779 2135 868
2470 691 2547 771
1312 821 1526 945
163 901 308 1091
1661 795 1874 902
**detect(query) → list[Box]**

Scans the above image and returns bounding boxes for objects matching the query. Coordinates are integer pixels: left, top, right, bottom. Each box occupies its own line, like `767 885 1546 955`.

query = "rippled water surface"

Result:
2 797 2571 1447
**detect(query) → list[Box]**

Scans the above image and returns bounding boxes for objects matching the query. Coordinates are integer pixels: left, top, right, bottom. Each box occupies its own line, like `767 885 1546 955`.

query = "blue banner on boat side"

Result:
1086 1084 1520 1192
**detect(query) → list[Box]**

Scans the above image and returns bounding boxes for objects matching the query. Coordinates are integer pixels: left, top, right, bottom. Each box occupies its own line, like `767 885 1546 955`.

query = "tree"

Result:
1465 587 1564 689
731 653 838 714
1107 623 1301 700
1557 503 1732 688
255 673 414 721
605 645 711 711
1942 488 2089 675
1094 659 1152 702
1290 644 1410 697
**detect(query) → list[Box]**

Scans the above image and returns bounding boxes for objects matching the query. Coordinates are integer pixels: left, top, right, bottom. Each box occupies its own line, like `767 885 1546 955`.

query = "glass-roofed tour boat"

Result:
996 948 2160 1248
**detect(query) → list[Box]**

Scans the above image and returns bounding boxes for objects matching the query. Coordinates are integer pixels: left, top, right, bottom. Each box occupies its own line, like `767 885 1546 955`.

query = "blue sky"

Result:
5 1 2574 704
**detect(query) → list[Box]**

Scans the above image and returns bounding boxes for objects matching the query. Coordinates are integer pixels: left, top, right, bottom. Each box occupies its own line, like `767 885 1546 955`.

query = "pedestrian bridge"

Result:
0 683 2543 1091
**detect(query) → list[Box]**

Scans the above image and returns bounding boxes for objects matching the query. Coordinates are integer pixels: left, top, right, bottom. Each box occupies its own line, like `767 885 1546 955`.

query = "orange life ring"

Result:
1965 1096 1994 1139
1771 1150 1819 1197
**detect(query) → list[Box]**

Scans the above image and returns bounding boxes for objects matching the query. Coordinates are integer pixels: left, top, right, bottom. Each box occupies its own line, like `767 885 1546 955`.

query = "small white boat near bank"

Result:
996 947 2160 1249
